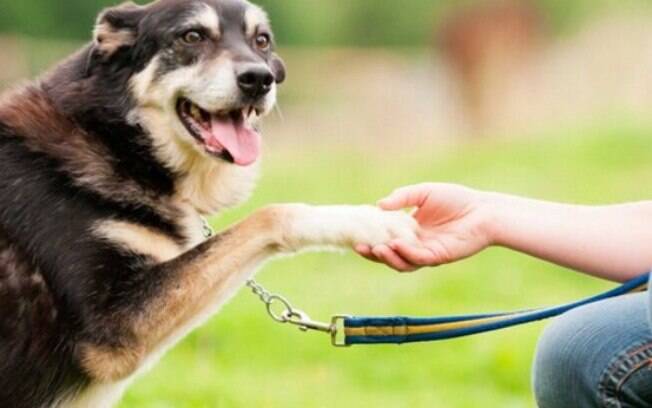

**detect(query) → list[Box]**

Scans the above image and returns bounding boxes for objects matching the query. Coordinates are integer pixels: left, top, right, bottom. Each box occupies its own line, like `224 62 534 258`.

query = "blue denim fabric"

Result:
533 292 652 408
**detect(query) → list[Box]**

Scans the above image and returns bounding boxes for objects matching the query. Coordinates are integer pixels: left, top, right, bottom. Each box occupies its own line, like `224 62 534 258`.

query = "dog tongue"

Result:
206 115 260 166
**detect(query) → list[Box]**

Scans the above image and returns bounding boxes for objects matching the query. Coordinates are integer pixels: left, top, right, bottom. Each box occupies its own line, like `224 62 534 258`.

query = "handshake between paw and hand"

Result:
354 183 494 273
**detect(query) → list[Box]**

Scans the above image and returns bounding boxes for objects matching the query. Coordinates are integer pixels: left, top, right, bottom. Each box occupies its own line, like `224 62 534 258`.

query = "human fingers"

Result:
377 184 432 211
355 244 380 262
372 244 419 273
389 240 442 267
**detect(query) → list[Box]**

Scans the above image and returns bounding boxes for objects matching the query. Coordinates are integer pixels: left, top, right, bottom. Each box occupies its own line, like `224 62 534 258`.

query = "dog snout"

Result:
236 64 274 99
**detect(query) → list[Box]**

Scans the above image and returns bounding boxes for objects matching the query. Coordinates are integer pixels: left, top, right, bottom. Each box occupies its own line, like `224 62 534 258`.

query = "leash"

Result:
201 217 650 347
245 273 650 347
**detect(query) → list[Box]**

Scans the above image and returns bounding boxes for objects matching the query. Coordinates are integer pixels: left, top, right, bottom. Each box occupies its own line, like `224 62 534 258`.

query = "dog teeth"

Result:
190 104 202 121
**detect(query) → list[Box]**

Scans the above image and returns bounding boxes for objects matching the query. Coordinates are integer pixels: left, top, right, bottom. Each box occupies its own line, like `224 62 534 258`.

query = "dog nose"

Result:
236 65 274 98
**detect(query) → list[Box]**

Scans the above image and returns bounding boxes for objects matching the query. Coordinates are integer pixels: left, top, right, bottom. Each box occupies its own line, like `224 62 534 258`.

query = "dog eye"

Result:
255 33 271 50
182 30 204 44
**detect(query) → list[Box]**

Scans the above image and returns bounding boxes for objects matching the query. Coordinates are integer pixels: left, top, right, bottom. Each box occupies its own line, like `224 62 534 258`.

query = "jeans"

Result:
533 292 652 408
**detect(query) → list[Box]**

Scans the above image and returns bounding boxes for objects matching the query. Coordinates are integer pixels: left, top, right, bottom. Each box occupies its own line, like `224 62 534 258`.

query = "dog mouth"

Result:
176 98 261 166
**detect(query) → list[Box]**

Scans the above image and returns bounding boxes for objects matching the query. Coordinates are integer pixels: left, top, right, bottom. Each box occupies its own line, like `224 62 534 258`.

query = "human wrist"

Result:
476 191 514 247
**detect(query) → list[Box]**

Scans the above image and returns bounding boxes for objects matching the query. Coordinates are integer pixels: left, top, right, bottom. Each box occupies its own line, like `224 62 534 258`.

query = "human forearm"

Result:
359 183 652 280
485 193 652 281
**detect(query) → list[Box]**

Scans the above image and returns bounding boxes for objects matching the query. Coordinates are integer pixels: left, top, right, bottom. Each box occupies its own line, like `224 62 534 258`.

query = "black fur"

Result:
0 0 284 406
0 125 179 407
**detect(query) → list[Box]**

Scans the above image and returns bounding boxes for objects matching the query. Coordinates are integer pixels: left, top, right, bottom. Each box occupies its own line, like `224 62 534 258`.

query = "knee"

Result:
532 309 601 408
532 294 652 408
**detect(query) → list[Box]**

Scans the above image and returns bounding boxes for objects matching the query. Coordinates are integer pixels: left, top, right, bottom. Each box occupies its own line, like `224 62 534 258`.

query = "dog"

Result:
0 0 418 406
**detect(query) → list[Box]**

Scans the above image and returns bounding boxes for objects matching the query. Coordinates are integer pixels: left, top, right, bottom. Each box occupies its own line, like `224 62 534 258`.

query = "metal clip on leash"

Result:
200 217 347 346
246 279 349 347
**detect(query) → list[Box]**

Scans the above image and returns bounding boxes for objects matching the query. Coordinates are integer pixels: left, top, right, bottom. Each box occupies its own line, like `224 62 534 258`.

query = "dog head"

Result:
91 0 285 168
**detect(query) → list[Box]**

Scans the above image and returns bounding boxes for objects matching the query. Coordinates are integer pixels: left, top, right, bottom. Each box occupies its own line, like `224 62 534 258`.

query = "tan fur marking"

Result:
244 5 270 37
133 208 280 346
79 343 145 383
95 221 183 262
186 3 220 37
93 22 136 55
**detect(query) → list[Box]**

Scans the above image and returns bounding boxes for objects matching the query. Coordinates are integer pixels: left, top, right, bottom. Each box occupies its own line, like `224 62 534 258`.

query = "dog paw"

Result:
282 204 419 250
340 206 419 247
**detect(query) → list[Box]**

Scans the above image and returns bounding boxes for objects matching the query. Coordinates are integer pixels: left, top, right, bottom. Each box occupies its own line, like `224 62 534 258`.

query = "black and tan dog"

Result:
0 0 417 406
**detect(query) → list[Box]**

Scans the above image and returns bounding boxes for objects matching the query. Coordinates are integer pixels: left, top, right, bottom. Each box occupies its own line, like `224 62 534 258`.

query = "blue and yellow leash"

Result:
342 273 649 345
246 272 650 347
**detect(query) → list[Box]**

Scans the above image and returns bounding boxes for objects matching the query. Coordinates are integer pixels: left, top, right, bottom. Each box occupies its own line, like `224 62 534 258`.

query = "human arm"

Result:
357 183 652 282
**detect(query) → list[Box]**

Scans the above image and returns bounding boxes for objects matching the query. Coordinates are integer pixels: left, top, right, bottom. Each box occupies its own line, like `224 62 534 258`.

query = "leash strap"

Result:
341 273 650 346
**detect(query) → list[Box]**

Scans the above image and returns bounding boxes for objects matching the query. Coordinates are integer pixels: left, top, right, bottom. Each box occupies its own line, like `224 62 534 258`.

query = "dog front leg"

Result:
79 204 417 383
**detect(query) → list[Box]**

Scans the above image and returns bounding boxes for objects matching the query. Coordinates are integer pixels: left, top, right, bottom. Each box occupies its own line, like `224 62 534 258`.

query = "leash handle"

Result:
340 273 650 346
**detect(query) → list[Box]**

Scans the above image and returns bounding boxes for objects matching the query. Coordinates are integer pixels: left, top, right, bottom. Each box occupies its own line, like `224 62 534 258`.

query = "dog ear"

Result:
92 2 146 58
270 54 286 84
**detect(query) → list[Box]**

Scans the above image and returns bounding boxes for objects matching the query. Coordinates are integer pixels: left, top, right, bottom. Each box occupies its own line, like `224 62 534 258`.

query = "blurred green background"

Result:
2 1 652 407
1 0 650 44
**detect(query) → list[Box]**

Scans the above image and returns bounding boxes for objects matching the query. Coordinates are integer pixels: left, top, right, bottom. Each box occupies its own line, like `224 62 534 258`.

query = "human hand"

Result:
356 183 494 272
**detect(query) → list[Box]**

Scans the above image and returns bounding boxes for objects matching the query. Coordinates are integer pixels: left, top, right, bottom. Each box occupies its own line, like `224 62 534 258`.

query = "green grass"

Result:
120 122 652 408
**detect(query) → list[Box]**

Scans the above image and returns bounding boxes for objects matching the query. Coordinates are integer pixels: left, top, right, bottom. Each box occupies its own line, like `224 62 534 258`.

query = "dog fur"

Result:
0 1 417 406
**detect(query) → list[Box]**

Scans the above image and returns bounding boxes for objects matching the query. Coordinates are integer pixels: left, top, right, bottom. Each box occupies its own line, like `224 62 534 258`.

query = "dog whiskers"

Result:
274 103 285 122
